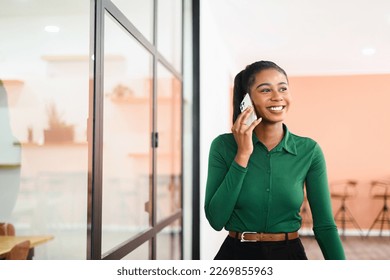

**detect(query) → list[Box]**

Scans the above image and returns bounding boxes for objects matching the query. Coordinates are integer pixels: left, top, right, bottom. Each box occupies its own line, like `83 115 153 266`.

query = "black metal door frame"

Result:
87 0 189 260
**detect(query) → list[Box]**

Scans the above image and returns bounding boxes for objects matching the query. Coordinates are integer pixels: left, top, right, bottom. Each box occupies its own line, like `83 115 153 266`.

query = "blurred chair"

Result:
5 240 31 260
0 222 16 236
366 180 390 237
331 180 363 238
0 223 6 235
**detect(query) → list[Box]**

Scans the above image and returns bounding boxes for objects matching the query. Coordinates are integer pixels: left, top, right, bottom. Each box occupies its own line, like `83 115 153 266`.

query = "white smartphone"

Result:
240 93 257 126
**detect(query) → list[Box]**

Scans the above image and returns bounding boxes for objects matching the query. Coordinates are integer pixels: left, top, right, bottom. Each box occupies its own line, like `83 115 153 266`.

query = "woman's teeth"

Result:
269 106 284 111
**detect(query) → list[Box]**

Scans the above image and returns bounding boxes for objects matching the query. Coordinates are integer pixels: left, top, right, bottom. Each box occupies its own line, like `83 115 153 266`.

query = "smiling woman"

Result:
200 1 390 260
204 60 346 260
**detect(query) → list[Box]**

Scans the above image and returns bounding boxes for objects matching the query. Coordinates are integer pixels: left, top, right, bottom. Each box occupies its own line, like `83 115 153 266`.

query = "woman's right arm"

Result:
204 136 248 231
205 107 261 231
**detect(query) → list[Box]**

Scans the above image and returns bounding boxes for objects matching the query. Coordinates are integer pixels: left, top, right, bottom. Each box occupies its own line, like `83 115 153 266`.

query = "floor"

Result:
301 235 390 260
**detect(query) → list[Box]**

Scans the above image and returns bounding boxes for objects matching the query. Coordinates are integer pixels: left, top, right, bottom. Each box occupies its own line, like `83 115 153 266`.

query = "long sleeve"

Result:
204 136 247 231
305 143 346 260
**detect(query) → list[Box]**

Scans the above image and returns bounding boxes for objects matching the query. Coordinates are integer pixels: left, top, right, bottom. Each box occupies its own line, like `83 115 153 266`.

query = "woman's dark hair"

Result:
232 60 288 123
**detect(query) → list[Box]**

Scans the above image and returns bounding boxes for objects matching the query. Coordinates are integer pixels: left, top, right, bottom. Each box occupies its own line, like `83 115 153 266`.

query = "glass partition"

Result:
156 63 182 223
123 240 149 260
0 0 186 260
111 0 154 42
102 12 153 254
0 0 90 259
157 0 183 71
156 222 181 259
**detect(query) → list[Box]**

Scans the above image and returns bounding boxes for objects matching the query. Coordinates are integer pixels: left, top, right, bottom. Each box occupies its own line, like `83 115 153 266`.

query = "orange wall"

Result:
286 74 390 229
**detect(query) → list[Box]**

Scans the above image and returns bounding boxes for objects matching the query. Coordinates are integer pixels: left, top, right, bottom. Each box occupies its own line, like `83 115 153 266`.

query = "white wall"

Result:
199 1 237 260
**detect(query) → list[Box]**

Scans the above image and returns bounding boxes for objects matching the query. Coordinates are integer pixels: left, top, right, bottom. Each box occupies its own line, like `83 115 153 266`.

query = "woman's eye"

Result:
279 87 288 92
260 88 271 93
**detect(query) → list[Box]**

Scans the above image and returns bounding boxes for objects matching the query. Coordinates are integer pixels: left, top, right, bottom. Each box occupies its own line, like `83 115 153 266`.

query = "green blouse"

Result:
204 124 345 260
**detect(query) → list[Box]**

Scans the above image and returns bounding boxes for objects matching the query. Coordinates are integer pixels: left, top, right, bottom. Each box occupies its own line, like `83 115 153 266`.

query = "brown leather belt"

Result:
229 231 299 242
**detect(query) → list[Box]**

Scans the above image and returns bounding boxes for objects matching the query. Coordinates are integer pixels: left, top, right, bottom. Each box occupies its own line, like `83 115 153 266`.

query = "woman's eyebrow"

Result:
256 82 288 89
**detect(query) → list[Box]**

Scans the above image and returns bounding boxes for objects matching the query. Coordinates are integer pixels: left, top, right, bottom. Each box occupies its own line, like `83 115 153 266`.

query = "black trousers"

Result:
214 235 308 260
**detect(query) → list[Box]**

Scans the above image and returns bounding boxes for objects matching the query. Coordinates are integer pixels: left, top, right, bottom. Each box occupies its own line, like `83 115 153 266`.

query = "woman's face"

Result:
249 68 291 124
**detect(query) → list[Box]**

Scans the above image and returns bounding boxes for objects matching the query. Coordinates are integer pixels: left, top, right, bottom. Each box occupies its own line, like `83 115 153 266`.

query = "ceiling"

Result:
1 0 390 76
0 0 88 17
206 0 390 76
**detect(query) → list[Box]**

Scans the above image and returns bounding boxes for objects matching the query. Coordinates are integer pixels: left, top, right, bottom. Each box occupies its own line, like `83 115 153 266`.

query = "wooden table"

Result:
0 235 54 259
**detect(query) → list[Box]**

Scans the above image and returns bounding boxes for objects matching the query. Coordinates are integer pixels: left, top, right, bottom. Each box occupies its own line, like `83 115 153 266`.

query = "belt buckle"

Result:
240 231 257 242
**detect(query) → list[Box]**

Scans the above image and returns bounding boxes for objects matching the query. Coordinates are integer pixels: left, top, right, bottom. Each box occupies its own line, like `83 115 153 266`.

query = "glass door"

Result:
88 0 183 260
101 11 153 258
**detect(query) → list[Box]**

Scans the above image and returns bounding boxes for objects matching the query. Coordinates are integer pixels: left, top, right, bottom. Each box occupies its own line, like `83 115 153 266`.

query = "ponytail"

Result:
232 70 247 124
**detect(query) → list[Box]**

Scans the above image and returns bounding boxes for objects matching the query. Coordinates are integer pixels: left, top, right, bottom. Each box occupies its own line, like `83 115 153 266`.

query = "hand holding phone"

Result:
239 93 258 126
